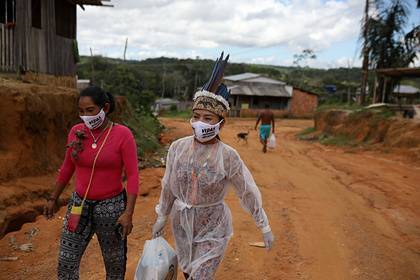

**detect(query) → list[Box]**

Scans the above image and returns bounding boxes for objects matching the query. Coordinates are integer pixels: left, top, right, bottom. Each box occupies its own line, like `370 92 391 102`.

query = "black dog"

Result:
237 130 249 143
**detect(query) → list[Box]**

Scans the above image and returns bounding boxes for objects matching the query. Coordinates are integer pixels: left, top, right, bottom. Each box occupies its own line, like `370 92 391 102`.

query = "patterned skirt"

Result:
57 191 127 280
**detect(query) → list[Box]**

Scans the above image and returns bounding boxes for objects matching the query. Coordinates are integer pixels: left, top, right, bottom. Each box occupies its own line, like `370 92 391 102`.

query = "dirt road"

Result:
1 118 420 279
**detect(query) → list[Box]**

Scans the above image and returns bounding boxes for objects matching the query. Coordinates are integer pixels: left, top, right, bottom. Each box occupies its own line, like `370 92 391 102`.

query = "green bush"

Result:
170 104 178 111
129 90 156 113
121 104 163 158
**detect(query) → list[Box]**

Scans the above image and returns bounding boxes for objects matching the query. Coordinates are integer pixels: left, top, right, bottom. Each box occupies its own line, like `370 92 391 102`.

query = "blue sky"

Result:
77 0 419 69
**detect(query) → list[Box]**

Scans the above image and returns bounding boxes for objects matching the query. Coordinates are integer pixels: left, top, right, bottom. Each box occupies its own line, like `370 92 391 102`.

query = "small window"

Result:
0 0 16 24
55 0 76 38
32 0 42 28
0 1 5 24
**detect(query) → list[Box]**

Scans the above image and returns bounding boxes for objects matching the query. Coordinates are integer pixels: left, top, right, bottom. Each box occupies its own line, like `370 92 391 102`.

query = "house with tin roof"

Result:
224 72 318 118
393 85 420 104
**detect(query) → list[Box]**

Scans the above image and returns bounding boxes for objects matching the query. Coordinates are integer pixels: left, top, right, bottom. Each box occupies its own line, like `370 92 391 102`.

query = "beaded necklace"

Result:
88 121 112 149
189 139 218 204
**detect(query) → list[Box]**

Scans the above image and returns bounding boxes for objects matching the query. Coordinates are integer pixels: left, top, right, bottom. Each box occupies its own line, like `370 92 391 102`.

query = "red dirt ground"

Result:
1 118 419 279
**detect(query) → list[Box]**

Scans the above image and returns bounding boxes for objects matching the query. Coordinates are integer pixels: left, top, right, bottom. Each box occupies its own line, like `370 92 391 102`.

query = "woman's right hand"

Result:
151 216 167 238
43 199 57 220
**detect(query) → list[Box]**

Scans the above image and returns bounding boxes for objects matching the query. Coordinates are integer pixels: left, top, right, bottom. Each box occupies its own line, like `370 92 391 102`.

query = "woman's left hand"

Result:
116 211 133 239
263 231 275 251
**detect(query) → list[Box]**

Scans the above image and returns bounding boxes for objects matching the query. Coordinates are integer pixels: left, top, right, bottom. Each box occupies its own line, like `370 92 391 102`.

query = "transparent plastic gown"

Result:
157 136 269 279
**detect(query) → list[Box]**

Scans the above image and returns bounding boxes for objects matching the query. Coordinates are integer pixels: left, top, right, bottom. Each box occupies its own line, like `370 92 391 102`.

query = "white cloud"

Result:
410 57 420 67
259 55 361 69
300 56 361 68
77 0 365 65
249 56 278 64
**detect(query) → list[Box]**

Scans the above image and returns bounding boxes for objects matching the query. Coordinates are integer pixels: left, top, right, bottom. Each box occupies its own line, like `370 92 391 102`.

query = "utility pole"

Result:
123 38 128 61
161 63 166 98
194 71 198 92
347 60 352 104
359 0 370 105
347 87 351 104
174 77 178 97
90 47 95 85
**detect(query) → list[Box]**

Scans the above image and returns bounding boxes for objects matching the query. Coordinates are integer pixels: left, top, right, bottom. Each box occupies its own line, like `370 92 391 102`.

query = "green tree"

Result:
105 65 141 96
293 49 317 67
361 0 419 102
132 90 156 112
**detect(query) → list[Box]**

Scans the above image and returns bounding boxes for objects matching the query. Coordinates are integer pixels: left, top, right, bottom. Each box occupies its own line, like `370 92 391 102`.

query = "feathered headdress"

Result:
193 52 231 116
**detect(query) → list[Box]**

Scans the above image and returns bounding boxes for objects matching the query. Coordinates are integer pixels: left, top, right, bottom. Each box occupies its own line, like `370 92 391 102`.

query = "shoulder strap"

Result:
80 122 114 205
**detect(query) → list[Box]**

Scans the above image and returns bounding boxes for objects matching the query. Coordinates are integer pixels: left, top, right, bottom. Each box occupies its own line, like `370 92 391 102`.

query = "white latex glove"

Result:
152 216 166 238
263 231 274 250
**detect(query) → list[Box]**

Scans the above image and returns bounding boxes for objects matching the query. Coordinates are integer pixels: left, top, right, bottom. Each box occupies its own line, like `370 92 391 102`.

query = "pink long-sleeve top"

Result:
57 123 139 200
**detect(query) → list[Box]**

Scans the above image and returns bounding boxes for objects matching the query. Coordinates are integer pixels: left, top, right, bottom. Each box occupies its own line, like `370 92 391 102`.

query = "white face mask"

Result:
190 119 223 142
80 109 106 130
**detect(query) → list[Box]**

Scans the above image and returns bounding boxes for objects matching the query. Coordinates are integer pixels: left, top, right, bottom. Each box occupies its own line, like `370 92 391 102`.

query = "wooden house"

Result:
225 73 318 118
0 0 111 86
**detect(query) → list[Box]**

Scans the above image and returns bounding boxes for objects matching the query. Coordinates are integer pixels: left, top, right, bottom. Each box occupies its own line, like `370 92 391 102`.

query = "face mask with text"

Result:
80 108 106 130
190 119 223 142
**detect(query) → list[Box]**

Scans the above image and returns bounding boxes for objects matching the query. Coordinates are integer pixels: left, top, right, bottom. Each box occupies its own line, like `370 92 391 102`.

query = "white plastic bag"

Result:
135 237 178 280
267 134 276 149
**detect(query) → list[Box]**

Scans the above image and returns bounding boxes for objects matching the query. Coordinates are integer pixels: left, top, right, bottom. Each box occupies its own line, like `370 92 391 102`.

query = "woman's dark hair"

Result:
79 86 115 115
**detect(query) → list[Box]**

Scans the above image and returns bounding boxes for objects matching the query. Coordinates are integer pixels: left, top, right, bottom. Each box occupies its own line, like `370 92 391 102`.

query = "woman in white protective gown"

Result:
151 53 274 280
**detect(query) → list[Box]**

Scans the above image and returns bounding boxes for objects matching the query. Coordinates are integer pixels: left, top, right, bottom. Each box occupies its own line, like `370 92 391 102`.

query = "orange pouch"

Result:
67 204 83 232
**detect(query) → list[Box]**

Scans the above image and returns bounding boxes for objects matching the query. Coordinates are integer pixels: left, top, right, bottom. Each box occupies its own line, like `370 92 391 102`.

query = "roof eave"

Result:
69 0 114 7
376 67 420 78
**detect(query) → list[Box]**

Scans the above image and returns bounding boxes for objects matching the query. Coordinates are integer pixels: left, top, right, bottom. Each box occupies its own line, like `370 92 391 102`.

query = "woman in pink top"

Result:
44 86 139 279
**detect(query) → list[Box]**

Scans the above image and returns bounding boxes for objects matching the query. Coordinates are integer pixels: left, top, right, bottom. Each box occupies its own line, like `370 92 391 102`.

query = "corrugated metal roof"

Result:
155 98 180 105
243 76 285 85
393 85 420 94
224 72 285 85
229 85 293 98
224 73 260 81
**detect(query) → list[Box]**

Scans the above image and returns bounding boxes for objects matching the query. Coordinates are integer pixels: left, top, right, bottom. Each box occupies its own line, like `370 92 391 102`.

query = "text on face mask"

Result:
89 117 101 126
201 127 216 138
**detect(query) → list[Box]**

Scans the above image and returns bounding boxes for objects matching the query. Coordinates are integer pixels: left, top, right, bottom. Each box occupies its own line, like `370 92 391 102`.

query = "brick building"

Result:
289 88 319 118
224 73 318 118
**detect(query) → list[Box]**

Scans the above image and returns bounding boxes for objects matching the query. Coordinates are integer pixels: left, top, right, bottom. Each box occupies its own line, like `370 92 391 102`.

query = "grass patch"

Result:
160 109 192 119
347 107 396 126
297 127 316 140
317 103 363 112
319 134 358 147
299 129 360 147
373 108 395 119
